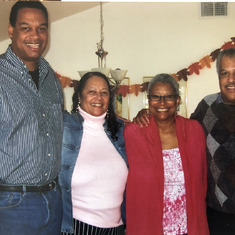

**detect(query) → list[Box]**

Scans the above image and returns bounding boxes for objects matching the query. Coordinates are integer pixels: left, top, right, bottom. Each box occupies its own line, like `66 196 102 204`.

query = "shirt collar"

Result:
216 92 227 104
5 45 50 74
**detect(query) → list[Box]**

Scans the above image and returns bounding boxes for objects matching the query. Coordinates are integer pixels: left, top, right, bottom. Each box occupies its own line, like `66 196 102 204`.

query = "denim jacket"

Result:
59 111 128 233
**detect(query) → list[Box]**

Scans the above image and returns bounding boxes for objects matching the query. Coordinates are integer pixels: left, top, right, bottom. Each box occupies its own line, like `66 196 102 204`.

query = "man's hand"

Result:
133 109 151 127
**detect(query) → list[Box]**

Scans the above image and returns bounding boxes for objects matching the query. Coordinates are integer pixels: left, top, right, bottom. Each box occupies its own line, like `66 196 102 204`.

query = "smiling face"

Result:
8 8 48 71
219 56 235 105
79 76 110 116
149 82 180 123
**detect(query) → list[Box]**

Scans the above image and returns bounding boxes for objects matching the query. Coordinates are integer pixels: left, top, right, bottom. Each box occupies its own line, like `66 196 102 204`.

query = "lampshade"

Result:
110 69 128 82
91 67 111 77
78 70 90 78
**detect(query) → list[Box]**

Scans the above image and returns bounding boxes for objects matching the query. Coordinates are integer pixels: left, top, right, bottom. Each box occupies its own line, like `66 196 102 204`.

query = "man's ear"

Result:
8 23 14 39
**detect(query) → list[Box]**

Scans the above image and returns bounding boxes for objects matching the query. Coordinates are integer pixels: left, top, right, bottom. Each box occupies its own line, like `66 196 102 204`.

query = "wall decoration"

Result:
56 37 235 98
114 77 130 120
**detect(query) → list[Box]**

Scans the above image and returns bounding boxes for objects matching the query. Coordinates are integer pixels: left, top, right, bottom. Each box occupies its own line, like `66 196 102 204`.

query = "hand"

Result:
133 109 151 127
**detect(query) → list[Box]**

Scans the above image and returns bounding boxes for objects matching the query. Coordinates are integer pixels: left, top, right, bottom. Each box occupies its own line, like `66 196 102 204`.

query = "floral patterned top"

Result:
162 148 187 235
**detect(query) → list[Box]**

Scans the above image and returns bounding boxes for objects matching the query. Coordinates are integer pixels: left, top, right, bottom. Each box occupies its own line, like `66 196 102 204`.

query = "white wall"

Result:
1 2 234 119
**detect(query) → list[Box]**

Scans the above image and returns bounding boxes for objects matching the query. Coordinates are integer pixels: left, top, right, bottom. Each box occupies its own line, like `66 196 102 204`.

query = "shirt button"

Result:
48 153 51 157
43 113 46 117
45 173 48 176
46 133 49 136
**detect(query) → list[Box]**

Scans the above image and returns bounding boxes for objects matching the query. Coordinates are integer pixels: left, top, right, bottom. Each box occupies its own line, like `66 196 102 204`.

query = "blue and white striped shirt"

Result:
0 46 63 185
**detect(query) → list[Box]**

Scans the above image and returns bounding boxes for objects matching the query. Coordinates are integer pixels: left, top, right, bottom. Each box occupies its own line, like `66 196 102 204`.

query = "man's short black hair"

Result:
10 1 48 27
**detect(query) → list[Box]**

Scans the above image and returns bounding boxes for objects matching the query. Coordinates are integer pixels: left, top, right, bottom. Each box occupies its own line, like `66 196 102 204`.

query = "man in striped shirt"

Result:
0 1 63 234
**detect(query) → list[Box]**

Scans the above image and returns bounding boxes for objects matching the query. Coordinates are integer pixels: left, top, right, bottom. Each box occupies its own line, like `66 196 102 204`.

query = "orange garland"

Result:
56 37 235 97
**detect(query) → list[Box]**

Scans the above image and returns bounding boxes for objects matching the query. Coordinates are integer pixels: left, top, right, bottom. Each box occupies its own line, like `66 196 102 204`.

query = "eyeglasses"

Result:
148 94 178 102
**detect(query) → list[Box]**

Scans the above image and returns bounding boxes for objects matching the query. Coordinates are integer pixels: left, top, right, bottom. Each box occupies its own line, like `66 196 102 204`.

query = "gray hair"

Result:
216 48 235 75
147 73 179 96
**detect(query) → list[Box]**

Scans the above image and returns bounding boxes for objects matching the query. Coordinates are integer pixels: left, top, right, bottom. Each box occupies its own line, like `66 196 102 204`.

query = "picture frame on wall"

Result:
142 76 188 118
114 77 130 120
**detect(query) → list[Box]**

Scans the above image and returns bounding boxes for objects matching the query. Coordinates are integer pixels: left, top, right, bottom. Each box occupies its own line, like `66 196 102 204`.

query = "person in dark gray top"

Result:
0 1 63 234
190 48 235 235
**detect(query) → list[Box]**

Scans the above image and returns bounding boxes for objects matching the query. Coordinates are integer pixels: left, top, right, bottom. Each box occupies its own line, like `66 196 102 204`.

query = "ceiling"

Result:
0 1 99 42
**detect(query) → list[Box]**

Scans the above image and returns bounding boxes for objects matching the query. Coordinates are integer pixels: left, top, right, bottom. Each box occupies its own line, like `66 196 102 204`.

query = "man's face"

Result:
8 8 48 71
219 56 235 105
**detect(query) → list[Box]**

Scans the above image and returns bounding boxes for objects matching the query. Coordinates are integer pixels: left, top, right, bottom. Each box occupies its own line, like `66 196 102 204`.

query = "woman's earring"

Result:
76 99 81 114
106 109 109 118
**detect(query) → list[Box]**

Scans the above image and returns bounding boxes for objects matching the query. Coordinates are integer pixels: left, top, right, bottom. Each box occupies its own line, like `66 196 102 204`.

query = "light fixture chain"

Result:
100 2 104 48
96 2 108 68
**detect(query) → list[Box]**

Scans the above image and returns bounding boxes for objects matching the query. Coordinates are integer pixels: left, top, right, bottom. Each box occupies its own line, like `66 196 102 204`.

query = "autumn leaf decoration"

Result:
57 37 235 96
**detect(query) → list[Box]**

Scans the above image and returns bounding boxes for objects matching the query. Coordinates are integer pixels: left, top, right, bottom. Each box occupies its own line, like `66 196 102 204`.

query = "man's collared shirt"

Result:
0 46 63 185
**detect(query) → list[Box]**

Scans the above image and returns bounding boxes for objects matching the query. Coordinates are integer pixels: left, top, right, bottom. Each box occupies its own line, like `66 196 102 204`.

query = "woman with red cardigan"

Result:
124 73 209 235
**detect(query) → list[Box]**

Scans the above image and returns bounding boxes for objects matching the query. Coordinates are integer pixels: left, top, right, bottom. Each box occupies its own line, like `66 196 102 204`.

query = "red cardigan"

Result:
124 115 209 235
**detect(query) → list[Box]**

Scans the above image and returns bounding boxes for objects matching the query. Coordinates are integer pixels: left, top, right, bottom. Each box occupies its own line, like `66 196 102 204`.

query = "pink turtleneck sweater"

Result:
71 108 128 228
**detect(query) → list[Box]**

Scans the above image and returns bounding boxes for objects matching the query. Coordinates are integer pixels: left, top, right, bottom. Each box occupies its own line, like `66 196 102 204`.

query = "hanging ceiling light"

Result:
95 1 108 68
78 2 127 87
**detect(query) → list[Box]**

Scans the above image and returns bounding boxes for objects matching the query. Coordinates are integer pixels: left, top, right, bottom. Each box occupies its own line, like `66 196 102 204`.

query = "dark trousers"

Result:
207 206 235 235
61 219 125 235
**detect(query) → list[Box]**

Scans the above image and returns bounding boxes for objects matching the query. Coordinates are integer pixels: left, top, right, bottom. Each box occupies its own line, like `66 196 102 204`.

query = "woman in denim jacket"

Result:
59 72 128 235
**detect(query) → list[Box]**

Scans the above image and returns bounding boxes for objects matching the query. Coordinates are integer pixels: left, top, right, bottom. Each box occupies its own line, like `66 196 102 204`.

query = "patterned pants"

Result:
61 219 125 235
